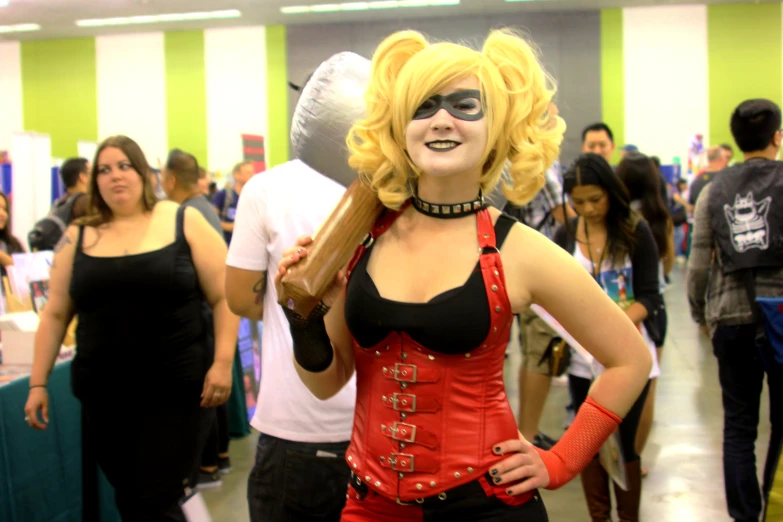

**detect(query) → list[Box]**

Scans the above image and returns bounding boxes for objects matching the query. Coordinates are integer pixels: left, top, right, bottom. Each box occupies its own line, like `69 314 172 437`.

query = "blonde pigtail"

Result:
347 31 429 209
482 29 565 207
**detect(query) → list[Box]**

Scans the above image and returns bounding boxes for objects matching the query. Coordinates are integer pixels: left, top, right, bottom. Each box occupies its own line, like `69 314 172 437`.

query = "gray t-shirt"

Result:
182 195 222 235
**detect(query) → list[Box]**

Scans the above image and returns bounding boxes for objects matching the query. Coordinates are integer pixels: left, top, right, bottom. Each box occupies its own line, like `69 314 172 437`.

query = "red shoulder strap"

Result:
476 208 496 250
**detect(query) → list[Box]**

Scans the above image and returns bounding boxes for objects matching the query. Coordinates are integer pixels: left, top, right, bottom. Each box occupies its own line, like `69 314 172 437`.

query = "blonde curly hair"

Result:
346 29 565 210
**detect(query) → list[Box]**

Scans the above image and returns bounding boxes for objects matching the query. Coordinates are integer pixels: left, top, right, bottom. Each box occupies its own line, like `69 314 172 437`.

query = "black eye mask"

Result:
412 89 484 121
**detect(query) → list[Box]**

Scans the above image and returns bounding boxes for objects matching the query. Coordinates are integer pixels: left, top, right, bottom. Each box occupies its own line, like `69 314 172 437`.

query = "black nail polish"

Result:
507 490 513 496
494 446 501 453
494 477 501 484
490 469 498 476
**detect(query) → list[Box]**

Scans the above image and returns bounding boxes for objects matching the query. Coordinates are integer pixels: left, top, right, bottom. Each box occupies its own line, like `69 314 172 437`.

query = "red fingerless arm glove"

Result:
534 396 622 490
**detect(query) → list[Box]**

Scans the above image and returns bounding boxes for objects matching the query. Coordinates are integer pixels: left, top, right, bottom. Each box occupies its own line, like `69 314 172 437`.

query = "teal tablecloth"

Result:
0 361 121 522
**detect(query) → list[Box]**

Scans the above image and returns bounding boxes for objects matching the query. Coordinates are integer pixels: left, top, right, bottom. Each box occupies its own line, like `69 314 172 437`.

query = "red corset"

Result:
343 206 526 503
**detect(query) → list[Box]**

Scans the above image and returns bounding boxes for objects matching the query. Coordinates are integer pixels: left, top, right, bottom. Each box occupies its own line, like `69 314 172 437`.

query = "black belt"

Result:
349 471 491 506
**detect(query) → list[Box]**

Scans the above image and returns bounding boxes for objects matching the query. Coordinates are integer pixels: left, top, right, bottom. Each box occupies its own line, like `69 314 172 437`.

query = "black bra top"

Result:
344 213 517 355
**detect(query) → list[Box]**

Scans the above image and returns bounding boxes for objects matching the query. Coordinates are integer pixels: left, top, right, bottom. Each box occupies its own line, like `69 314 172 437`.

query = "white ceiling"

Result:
0 0 775 41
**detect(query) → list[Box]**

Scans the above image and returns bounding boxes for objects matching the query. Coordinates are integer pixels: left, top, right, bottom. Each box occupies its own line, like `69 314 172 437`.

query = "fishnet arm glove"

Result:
534 397 622 489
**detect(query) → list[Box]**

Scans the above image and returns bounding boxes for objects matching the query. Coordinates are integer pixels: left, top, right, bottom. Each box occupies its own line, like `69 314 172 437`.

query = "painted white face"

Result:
405 77 488 181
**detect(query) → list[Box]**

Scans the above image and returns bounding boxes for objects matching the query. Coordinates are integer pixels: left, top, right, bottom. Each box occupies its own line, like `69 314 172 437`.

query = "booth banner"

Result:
237 318 262 420
241 134 266 174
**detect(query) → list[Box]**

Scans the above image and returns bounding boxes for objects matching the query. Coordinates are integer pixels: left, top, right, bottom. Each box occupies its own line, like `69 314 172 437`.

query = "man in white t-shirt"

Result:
225 160 356 522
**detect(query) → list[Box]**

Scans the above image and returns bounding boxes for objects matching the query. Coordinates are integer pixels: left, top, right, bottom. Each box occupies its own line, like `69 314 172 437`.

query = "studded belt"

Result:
349 471 494 506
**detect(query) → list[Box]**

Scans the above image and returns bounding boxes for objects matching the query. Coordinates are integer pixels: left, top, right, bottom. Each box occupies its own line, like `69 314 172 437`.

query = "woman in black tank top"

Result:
24 136 240 521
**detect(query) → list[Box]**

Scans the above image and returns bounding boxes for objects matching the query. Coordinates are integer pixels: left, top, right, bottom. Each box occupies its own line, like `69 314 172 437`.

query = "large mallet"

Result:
278 52 385 318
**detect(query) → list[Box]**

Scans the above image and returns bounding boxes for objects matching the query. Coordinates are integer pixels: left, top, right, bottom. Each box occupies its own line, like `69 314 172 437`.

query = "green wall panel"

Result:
601 9 624 165
21 38 98 159
165 31 208 166
708 3 782 154
265 25 289 168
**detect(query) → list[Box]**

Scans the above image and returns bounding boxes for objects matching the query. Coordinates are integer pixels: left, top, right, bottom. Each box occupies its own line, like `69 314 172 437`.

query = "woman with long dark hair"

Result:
0 192 25 274
555 153 661 522
615 151 673 475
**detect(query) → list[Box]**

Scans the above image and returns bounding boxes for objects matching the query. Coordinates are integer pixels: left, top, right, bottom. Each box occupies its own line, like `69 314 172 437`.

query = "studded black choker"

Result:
411 190 486 219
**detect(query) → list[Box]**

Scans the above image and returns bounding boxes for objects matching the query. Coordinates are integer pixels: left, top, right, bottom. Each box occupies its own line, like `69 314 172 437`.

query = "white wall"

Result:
96 33 168 167
0 42 23 156
623 5 709 165
204 26 268 175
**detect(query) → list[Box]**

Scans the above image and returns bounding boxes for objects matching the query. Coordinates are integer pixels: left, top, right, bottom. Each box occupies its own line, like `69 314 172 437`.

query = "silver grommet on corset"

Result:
416 483 423 490
401 352 407 360
455 472 461 479
438 492 448 500
491 285 498 292
468 467 474 474
495 306 501 312
428 355 435 360
399 473 404 479
375 351 381 356
465 353 471 358
430 481 436 487
375 481 381 487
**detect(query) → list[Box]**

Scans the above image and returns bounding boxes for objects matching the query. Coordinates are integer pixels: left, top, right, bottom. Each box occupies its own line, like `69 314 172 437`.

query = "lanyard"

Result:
584 220 607 282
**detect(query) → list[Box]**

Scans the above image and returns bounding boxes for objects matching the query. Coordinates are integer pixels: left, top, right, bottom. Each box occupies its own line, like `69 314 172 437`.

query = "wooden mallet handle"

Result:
277 179 385 318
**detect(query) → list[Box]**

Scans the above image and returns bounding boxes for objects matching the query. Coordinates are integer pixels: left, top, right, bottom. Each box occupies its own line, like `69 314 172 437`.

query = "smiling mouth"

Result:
426 140 461 152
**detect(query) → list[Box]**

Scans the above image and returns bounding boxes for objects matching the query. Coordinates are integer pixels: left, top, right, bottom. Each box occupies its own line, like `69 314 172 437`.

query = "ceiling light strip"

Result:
0 24 41 34
281 0 459 14
75 9 241 28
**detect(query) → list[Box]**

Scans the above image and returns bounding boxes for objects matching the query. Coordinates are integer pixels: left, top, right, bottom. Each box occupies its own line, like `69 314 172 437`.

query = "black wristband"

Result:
282 302 334 373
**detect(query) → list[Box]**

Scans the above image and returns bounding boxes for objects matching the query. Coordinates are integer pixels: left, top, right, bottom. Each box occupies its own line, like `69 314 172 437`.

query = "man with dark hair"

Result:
581 122 616 164
688 98 783 522
29 157 91 251
57 157 90 221
211 160 255 245
162 150 222 234
162 149 232 490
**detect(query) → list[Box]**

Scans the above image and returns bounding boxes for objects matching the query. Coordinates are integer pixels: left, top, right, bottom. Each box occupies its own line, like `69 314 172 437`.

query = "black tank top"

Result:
69 206 208 400
345 213 516 354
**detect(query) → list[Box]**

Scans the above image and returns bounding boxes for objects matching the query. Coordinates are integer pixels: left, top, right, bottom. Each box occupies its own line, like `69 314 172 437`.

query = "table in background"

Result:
0 361 121 522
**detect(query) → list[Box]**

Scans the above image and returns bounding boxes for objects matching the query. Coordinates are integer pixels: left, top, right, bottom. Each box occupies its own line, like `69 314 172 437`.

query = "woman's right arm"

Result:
25 227 78 429
275 241 355 400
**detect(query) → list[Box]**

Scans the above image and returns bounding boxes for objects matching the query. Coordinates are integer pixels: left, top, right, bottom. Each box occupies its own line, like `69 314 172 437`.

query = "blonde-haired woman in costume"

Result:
276 30 652 521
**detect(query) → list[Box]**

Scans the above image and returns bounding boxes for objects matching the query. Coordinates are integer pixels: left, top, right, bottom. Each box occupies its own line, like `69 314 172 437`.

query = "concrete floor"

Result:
202 265 772 521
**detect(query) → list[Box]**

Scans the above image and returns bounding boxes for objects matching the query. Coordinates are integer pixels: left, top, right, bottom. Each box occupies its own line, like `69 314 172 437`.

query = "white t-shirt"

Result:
568 245 661 381
226 160 356 443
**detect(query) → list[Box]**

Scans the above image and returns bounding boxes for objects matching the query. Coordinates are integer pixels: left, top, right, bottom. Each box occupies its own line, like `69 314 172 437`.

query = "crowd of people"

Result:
15 26 782 522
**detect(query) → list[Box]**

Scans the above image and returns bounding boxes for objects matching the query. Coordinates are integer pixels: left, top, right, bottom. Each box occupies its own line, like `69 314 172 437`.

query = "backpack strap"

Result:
221 189 235 221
